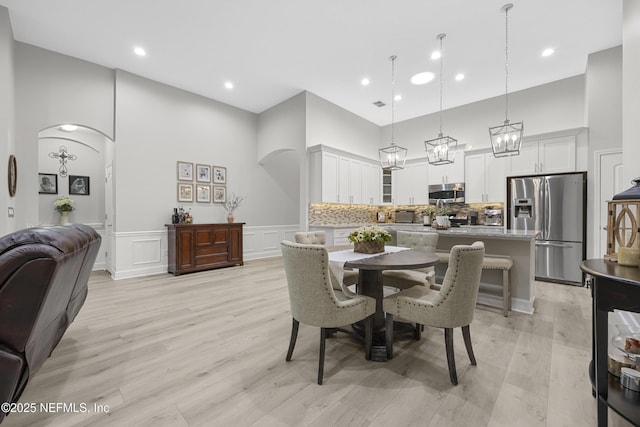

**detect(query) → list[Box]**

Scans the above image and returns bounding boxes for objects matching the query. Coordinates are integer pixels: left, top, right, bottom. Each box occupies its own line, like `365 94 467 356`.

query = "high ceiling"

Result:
0 0 622 126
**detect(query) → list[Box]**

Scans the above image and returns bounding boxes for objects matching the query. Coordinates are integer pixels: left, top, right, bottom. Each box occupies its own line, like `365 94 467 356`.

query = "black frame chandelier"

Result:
489 3 524 157
379 55 407 170
425 33 457 166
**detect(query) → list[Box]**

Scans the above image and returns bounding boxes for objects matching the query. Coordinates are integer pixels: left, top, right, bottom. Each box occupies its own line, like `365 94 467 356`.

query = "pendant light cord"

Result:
438 34 444 135
390 55 396 144
503 4 510 122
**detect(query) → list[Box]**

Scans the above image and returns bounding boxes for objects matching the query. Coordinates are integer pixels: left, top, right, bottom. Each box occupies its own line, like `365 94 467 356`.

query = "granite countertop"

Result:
389 224 540 239
310 223 540 240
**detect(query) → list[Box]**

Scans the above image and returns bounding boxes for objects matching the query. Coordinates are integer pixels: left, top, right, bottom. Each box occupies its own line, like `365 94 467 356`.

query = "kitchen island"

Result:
311 223 540 314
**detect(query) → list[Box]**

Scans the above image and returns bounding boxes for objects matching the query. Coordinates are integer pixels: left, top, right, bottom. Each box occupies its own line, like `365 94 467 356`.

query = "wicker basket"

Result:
354 241 384 254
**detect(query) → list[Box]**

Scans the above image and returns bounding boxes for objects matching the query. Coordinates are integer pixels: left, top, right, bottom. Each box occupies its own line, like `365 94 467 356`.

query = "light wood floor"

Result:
2 257 633 427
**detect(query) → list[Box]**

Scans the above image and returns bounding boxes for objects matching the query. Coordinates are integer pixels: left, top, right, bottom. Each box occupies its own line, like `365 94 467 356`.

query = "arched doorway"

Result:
38 124 114 273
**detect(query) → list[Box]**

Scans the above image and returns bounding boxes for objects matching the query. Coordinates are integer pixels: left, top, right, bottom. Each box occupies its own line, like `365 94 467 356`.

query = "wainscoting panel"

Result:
242 224 300 260
87 223 106 271
111 224 299 280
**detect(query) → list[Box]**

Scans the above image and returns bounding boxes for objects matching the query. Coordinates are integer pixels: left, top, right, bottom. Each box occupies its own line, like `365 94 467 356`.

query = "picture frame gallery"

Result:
176 161 227 203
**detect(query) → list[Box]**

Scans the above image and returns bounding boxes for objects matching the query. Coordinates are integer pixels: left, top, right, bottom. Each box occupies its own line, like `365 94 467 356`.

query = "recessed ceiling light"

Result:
455 73 465 81
542 48 555 57
361 77 370 86
59 124 77 132
410 72 435 85
431 51 441 60
394 94 402 101
133 46 146 57
224 81 234 89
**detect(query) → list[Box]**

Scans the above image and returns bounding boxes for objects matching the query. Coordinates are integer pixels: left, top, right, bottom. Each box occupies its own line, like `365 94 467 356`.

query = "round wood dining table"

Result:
330 246 438 361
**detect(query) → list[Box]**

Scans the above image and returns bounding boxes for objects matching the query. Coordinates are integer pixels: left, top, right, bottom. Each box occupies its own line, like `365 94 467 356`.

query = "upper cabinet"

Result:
309 146 380 204
339 156 362 204
393 162 428 205
362 162 381 205
508 136 576 176
427 149 465 185
465 151 508 204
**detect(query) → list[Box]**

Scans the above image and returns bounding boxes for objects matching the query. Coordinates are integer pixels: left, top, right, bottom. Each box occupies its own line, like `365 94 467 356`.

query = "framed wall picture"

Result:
196 164 211 183
69 175 90 195
177 183 194 202
196 184 211 203
39 173 57 194
213 166 227 184
177 161 194 181
8 155 16 197
213 185 226 203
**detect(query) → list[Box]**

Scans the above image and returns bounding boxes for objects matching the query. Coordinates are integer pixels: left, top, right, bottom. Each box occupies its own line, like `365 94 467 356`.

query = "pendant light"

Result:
425 33 457 166
379 55 407 170
489 3 524 157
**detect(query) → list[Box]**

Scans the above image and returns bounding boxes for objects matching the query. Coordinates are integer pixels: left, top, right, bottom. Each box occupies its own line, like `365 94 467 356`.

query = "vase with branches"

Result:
224 193 245 223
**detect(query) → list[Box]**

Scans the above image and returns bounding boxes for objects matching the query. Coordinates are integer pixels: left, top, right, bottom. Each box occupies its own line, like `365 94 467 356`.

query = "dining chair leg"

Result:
318 328 327 385
364 315 373 360
286 318 299 361
414 323 422 340
385 314 394 359
461 324 477 366
444 327 458 385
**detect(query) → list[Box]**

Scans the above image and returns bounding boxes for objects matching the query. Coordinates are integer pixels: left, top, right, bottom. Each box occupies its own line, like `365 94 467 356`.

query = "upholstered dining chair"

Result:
382 241 485 385
280 240 376 385
294 231 359 289
382 231 439 290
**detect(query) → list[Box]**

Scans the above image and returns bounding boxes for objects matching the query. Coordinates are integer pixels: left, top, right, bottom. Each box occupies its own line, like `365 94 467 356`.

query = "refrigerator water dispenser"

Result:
514 198 532 218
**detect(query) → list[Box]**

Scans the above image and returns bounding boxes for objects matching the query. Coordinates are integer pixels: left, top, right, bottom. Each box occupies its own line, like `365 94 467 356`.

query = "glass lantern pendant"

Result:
489 4 524 158
379 55 407 170
426 33 457 165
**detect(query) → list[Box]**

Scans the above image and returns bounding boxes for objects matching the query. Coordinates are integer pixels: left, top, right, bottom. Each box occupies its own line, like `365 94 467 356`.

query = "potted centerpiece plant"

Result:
433 202 451 229
422 207 436 225
54 196 74 225
348 225 392 254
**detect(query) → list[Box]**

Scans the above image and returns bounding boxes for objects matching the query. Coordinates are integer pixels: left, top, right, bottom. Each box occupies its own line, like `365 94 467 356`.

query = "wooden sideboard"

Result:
167 223 244 275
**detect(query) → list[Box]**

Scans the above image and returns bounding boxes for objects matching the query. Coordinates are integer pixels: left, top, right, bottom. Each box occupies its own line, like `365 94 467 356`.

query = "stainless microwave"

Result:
428 183 465 204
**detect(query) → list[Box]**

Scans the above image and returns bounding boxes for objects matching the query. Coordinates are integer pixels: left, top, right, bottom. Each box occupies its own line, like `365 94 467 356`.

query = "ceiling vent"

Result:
373 101 386 107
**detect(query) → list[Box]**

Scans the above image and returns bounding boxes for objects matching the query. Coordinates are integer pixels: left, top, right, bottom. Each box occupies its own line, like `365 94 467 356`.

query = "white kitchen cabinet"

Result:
465 151 508 203
427 149 465 185
309 227 354 246
394 162 428 205
338 156 362 204
309 147 379 204
361 162 381 205
508 136 576 176
319 151 339 203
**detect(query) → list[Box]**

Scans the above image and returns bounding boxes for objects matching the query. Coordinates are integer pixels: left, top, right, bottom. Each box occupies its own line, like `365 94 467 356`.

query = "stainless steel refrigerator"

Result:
507 172 586 285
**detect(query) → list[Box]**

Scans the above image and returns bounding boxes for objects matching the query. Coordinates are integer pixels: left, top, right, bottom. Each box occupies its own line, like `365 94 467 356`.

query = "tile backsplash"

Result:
309 202 504 225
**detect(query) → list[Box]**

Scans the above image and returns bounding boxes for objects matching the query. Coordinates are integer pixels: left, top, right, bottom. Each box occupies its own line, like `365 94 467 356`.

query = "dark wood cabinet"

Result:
580 259 640 427
167 223 244 275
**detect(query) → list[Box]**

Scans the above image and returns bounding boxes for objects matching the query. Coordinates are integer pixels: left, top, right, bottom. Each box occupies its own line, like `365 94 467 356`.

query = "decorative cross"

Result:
48 146 77 178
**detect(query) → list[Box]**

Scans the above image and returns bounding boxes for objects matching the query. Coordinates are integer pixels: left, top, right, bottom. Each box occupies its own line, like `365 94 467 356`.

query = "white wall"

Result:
12 43 301 278
257 91 306 225
0 8 14 236
586 46 623 258
37 129 107 226
623 0 640 184
256 91 306 163
14 42 115 230
305 92 381 159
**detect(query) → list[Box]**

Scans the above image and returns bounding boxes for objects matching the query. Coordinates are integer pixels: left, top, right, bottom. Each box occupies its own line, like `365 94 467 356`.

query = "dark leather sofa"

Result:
0 224 101 423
